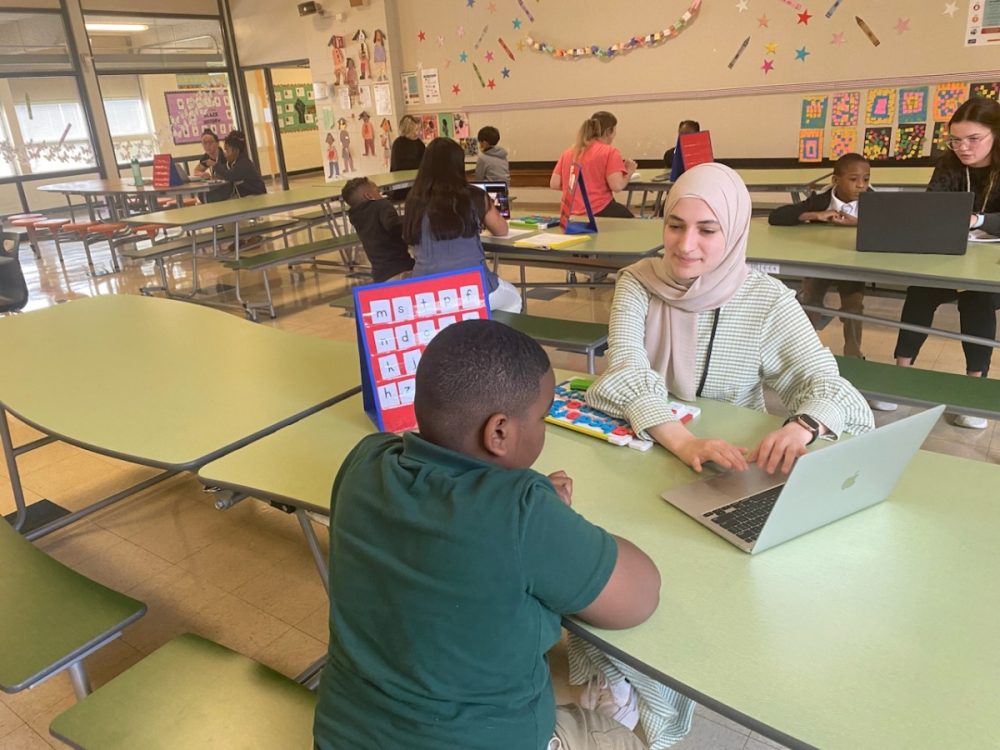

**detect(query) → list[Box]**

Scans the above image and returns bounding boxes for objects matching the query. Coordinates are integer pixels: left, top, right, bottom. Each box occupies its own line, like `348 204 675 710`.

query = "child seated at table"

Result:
343 176 414 283
313 319 660 750
474 125 510 183
766 154 892 409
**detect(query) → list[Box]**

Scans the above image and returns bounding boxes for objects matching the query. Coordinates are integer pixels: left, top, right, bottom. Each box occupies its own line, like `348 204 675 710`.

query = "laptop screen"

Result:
471 180 510 219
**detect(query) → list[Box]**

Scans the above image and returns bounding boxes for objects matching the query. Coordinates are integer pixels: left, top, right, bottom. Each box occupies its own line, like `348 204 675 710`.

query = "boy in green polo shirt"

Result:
314 319 660 750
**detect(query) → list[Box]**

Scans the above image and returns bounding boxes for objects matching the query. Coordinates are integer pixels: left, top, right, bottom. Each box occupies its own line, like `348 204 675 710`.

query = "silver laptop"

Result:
856 192 973 255
661 405 944 554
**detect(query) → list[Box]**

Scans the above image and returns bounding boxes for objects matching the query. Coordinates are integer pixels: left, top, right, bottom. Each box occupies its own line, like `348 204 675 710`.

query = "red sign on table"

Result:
679 131 714 170
353 267 491 433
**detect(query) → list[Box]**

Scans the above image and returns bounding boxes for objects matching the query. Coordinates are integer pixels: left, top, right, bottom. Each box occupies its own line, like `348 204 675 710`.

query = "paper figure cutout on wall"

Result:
894 124 926 160
438 112 455 140
325 131 339 178
421 114 439 142
373 30 388 81
454 113 470 139
800 96 829 129
329 38 347 86
380 118 393 169
970 81 1000 101
863 127 892 161
798 129 824 163
339 117 355 172
934 82 968 121
931 122 950 154
353 29 370 81
830 127 857 159
360 112 375 156
831 92 860 127
345 58 360 104
897 86 929 124
865 89 896 125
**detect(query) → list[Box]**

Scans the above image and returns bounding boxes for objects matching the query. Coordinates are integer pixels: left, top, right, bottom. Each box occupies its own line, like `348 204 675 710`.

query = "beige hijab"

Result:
624 162 751 401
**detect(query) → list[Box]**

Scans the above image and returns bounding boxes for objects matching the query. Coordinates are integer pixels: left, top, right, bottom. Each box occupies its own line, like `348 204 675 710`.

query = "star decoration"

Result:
513 18 522 29
466 0 475 7
795 45 810 61
487 2 497 12
830 32 846 46
457 25 465 37
797 9 812 25
761 58 774 74
516 38 525 51
417 30 426 42
437 35 445 46
736 0 748 11
943 2 958 17
501 66 510 78
757 14 769 28
452 84 461 94
459 50 468 62
487 78 496 89
485 50 494 62
895 17 910 34
764 41 778 55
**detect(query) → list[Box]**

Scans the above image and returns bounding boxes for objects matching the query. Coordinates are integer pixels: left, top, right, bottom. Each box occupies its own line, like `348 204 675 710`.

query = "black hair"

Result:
833 152 869 175
415 319 551 442
477 126 500 146
343 176 373 206
201 128 219 141
678 120 701 132
403 138 477 243
223 130 248 157
942 96 1000 175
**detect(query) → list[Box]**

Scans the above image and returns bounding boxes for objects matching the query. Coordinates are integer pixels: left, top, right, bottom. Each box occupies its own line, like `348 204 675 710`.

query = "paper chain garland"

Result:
524 0 701 60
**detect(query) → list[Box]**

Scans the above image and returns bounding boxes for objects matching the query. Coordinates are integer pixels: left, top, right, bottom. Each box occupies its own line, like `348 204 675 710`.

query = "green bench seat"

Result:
119 218 300 261
0 518 146 699
835 356 1000 420
50 634 317 749
221 233 360 272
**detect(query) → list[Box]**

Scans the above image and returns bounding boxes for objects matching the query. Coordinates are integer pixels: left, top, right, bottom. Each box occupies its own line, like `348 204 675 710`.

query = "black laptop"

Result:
856 192 973 255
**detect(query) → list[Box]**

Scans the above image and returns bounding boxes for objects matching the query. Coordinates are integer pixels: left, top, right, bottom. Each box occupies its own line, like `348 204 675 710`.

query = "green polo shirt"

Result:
313 432 617 750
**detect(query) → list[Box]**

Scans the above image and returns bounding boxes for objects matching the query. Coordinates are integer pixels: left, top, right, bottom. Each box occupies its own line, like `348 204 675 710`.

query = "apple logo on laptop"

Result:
841 471 859 491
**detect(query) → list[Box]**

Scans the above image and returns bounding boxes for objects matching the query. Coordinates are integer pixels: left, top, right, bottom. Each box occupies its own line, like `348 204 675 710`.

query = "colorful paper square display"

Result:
800 96 829 129
830 128 858 159
898 87 929 124
865 89 896 125
831 92 860 127
353 268 491 433
931 122 950 154
863 127 892 161
894 124 927 160
970 81 1000 101
798 129 824 163
934 82 968 121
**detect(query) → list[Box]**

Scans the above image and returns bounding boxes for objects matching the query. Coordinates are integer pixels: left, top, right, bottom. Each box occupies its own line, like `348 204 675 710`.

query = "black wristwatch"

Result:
784 413 821 445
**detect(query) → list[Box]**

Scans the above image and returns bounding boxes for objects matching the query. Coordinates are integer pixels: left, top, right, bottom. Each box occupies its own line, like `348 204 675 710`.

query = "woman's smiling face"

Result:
663 197 727 280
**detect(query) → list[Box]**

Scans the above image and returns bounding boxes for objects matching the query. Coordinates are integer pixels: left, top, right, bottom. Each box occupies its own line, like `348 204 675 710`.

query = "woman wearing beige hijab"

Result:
571 163 873 748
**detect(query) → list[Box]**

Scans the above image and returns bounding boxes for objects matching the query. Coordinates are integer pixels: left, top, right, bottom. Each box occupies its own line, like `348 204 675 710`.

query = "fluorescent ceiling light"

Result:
85 23 149 32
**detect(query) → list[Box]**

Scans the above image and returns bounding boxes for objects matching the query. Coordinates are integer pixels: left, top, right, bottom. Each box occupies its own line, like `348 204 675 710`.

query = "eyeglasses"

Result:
945 134 993 150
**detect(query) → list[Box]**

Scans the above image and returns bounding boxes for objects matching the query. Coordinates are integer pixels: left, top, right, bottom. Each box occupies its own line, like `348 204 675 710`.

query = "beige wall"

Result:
390 0 1000 161
269 67 323 173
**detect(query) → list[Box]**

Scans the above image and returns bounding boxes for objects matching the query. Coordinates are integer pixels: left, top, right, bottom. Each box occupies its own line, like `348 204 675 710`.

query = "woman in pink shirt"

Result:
551 111 638 218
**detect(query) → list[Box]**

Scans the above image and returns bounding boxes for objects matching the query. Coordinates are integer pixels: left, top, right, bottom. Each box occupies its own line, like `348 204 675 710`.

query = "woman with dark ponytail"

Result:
550 111 637 218
215 130 266 197
892 97 1000 429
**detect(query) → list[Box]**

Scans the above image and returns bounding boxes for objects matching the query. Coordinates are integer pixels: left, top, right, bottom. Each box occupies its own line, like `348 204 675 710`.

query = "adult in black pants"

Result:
893 97 1000 429
389 114 425 201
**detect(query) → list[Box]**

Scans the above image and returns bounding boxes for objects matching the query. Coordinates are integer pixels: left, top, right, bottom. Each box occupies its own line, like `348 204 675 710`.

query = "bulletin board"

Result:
164 89 235 145
273 83 317 133
389 0 1000 160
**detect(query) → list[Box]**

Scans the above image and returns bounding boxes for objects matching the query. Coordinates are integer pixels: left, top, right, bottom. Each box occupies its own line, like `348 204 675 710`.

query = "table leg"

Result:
0 408 29 532
296 509 329 592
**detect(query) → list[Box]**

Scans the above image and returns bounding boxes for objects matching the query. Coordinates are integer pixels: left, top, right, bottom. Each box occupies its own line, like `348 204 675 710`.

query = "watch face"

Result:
798 414 820 432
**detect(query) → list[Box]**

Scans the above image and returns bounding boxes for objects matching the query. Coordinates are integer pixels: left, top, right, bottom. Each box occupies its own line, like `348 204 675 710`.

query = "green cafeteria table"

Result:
196 387 999 750
0 295 360 538
746 217 1000 350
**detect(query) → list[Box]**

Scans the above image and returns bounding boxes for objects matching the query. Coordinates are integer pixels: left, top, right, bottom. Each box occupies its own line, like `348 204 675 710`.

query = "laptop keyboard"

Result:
703 486 784 544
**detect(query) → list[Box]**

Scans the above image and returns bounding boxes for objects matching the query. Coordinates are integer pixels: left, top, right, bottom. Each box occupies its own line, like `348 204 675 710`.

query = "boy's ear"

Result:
482 412 513 457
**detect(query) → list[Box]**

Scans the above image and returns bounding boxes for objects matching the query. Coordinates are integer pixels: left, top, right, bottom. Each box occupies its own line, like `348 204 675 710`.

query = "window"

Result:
104 98 157 162
13 99 96 173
